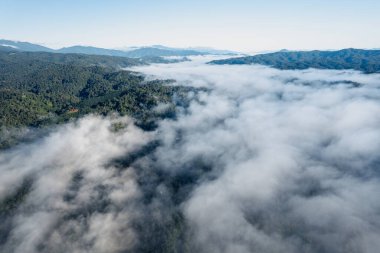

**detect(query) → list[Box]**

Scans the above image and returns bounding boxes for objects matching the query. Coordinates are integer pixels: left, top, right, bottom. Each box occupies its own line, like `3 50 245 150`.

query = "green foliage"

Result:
210 49 380 73
0 50 196 147
0 48 144 69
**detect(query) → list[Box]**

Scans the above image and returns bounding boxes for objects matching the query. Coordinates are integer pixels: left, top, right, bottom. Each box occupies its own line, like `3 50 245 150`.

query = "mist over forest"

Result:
1 54 380 252
1 0 380 249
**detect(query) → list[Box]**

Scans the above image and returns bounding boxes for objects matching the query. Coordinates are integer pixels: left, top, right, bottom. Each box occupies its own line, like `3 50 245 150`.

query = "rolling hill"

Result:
209 48 380 73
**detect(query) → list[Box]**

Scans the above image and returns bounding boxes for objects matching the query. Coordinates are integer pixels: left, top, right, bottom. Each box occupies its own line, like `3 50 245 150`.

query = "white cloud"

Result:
133 59 380 252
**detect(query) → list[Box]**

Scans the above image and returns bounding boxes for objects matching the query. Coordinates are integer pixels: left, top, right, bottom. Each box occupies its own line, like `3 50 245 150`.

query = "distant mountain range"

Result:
4 39 379 73
209 48 380 73
144 45 237 55
0 39 237 58
0 40 54 52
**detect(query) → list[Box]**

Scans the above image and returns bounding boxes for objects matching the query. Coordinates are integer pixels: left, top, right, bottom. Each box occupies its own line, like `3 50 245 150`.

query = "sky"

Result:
1 0 380 52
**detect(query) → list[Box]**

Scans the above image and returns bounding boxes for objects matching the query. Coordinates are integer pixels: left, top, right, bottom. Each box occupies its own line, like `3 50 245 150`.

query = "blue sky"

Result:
1 0 379 52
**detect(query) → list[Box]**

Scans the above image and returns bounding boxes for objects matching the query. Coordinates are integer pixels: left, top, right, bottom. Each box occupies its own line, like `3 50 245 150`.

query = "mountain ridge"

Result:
209 48 380 73
0 39 236 58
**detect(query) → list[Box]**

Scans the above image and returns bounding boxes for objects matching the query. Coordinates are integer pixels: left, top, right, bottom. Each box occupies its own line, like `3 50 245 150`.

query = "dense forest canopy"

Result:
0 50 198 148
210 49 380 73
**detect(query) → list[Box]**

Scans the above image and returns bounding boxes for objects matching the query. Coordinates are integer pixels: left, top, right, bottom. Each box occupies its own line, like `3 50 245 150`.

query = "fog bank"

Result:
1 59 380 253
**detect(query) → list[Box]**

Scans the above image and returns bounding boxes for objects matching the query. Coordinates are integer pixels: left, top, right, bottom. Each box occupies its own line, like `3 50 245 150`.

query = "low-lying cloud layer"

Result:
0 117 151 253
2 58 380 253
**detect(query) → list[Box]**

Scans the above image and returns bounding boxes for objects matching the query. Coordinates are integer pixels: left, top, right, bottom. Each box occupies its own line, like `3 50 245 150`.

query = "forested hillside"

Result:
0 50 197 148
210 49 380 73
0 48 144 69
